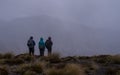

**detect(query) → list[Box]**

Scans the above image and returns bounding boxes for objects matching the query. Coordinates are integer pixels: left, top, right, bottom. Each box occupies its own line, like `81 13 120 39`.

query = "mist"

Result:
0 0 120 56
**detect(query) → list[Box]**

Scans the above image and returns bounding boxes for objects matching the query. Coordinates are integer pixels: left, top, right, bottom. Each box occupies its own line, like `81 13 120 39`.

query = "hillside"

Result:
0 53 120 75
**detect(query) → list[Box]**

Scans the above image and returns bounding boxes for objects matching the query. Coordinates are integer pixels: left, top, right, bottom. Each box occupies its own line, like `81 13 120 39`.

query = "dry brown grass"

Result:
45 63 85 75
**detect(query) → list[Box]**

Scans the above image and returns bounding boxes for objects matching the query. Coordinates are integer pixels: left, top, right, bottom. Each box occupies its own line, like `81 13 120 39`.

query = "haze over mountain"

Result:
0 0 120 56
0 15 120 56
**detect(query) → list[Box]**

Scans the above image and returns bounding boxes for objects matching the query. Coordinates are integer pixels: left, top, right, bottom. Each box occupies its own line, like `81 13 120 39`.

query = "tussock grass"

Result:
0 58 24 65
45 68 62 75
92 55 111 64
45 64 85 75
39 53 61 63
15 62 44 74
31 62 43 73
61 64 84 75
0 52 119 75
47 53 61 63
15 54 35 62
3 52 14 59
16 63 31 74
63 64 85 75
92 55 120 65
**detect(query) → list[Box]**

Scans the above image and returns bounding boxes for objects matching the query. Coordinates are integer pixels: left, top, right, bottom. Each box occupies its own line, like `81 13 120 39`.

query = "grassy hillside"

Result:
0 53 120 75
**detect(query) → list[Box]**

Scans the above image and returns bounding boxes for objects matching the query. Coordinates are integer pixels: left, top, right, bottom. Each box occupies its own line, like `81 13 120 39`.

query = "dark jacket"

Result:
45 39 53 49
27 39 35 48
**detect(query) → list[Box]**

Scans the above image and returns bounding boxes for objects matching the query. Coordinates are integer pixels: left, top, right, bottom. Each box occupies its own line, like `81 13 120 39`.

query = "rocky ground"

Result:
0 53 120 75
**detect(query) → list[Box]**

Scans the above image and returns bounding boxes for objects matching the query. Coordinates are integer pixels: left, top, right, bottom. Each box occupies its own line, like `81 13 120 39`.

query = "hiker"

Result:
45 37 53 56
38 37 45 56
27 36 35 55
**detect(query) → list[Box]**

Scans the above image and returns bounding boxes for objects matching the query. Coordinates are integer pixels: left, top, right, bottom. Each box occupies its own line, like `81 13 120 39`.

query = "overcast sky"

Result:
0 0 120 28
0 0 120 56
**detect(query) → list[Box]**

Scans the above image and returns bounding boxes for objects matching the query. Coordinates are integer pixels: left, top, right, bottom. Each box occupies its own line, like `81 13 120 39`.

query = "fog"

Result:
0 0 120 56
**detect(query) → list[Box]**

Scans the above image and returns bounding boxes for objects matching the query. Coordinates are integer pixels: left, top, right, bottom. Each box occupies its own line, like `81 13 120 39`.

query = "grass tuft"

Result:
63 64 85 75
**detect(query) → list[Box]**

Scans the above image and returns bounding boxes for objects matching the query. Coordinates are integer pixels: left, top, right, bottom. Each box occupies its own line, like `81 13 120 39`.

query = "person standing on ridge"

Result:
45 37 53 56
38 37 45 56
27 36 35 56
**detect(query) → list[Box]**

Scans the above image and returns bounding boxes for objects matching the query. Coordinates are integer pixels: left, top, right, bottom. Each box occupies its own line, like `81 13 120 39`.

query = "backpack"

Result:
27 39 34 48
45 40 52 48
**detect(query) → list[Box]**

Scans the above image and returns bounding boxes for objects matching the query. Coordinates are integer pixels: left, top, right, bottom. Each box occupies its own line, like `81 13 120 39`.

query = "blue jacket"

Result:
39 38 45 48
